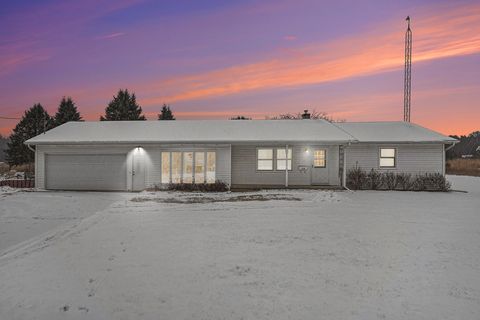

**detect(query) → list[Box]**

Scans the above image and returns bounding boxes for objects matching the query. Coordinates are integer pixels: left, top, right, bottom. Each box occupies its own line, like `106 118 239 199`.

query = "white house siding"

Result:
36 144 232 190
231 144 341 187
344 143 444 175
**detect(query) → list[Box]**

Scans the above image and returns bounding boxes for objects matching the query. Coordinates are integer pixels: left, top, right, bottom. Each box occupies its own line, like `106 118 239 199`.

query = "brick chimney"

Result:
302 109 311 119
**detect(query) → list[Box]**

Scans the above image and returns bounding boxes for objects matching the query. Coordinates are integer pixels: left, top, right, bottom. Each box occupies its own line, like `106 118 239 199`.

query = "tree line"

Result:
4 89 175 166
447 131 480 159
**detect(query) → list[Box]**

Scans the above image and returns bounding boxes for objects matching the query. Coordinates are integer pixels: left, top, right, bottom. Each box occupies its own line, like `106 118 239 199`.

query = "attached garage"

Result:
45 154 127 191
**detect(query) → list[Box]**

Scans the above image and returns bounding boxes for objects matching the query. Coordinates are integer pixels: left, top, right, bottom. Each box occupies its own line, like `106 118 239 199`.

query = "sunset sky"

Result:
1 0 479 136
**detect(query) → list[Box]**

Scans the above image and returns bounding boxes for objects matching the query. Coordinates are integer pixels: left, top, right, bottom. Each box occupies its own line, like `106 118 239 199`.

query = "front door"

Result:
311 148 329 185
131 148 145 191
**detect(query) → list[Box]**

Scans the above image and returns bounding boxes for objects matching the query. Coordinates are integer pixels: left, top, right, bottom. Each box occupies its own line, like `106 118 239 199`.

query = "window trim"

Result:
256 147 274 171
379 147 397 168
313 149 327 168
275 147 293 171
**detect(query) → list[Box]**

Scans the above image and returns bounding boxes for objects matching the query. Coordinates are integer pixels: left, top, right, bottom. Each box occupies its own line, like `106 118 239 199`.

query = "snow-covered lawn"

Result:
0 176 479 320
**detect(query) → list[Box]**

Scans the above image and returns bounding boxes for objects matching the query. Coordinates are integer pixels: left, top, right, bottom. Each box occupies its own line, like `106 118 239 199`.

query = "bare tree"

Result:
267 109 345 122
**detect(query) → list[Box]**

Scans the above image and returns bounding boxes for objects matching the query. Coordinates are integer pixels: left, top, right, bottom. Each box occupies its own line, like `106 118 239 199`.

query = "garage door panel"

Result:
46 154 127 191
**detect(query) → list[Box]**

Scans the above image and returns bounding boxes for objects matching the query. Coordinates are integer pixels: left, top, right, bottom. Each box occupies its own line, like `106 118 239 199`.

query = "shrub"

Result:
167 180 229 192
346 166 367 190
346 169 450 192
412 174 428 191
396 173 413 191
367 169 382 190
382 172 397 190
415 173 451 191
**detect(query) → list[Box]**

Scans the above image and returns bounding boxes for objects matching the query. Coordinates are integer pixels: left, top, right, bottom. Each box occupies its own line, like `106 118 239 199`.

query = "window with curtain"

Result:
194 152 205 183
161 151 216 184
161 152 170 183
183 152 193 183
171 152 182 183
313 149 326 167
206 152 216 183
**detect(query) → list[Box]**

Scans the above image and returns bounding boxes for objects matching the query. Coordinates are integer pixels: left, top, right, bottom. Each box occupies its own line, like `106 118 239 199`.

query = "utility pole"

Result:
404 16 412 122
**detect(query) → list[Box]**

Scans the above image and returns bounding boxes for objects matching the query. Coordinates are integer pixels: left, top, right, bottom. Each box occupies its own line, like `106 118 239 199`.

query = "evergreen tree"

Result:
54 97 82 126
158 104 175 120
0 134 8 162
100 89 146 121
230 116 251 120
6 104 54 165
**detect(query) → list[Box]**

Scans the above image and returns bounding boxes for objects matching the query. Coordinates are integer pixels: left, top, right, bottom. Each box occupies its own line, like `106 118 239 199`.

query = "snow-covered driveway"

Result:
0 189 127 253
0 176 479 320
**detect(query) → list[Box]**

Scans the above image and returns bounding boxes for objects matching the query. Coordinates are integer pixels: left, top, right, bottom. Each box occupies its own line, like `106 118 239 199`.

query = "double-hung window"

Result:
257 148 273 171
379 148 396 168
276 148 292 170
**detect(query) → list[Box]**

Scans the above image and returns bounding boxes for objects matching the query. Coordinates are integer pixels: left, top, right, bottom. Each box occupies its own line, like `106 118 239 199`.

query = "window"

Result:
171 152 182 183
276 148 292 170
257 148 273 170
183 152 193 183
206 152 216 183
162 151 216 184
194 152 205 184
161 152 170 183
380 148 396 167
313 149 326 167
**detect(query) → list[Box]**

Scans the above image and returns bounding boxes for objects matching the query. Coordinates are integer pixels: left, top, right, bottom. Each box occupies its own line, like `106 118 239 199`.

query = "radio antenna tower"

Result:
404 16 412 122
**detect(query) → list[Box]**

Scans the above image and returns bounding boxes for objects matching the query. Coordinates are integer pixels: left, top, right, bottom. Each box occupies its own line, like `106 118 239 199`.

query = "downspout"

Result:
343 142 351 191
285 144 289 188
27 143 35 153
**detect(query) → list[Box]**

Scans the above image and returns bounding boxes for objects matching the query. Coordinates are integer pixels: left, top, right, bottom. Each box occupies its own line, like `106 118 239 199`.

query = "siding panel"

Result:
345 143 444 175
231 144 340 187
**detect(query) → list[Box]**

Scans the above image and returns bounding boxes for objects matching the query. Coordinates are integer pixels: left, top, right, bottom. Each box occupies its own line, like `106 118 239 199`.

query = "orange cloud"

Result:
138 3 480 105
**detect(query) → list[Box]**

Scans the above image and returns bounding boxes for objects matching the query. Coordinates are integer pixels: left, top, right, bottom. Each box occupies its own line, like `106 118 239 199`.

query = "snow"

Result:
0 176 479 319
336 121 456 143
25 120 455 145
0 190 128 253
25 119 355 145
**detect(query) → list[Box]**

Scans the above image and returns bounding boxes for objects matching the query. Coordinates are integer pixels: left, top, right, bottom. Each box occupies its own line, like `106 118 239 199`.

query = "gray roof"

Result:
25 120 355 145
335 121 457 143
25 120 456 145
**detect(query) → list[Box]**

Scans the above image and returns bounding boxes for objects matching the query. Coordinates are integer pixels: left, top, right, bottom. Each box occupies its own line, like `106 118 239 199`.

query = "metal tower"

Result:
404 16 412 122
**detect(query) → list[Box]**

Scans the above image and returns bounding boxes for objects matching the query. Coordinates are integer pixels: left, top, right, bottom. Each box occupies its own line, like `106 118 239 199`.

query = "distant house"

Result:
25 120 456 191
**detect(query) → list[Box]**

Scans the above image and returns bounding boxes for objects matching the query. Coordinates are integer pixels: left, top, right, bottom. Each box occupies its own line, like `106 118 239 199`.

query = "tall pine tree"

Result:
54 97 82 126
158 104 175 120
6 104 54 165
100 89 146 121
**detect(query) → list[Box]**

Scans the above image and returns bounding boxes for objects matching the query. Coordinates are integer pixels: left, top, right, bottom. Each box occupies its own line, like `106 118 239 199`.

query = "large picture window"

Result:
183 152 194 183
276 148 292 170
161 151 216 184
194 152 205 184
379 148 396 167
206 152 216 183
257 148 273 170
161 152 170 184
171 152 182 183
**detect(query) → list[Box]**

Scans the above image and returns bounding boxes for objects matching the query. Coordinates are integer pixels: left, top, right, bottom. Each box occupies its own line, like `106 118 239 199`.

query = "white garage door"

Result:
45 154 127 191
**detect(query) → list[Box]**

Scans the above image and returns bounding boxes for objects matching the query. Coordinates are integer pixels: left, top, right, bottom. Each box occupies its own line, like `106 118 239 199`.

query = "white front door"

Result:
311 148 329 185
131 149 145 191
